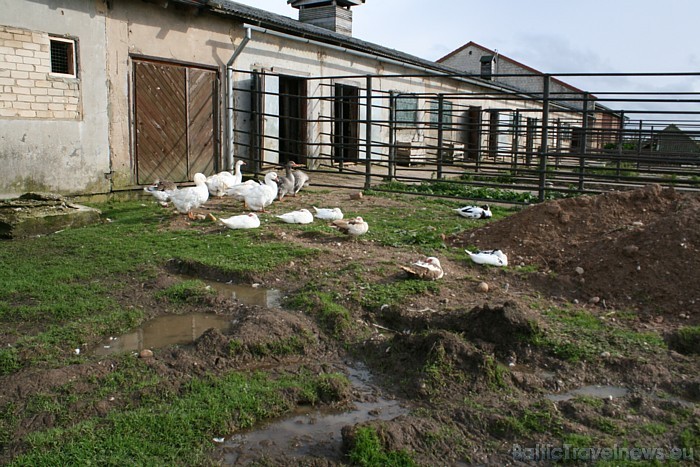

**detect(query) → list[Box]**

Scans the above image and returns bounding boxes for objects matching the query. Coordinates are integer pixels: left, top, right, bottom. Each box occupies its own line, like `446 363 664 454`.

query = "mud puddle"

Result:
218 363 408 465
93 312 232 355
94 282 281 356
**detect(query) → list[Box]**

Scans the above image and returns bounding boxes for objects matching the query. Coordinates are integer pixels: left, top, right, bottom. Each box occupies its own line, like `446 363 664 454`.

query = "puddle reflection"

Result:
94 313 231 356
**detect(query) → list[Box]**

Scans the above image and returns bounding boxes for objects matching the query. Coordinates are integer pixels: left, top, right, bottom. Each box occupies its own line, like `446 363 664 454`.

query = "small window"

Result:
395 94 418 126
480 55 494 80
428 99 453 128
50 37 76 76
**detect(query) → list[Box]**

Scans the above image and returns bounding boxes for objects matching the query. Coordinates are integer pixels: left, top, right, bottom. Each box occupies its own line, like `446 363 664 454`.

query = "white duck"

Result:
400 256 444 281
455 204 492 219
206 160 246 197
219 212 260 230
292 166 309 196
465 249 508 267
243 172 279 212
313 206 343 221
277 161 297 201
276 208 314 224
331 216 368 238
168 173 209 217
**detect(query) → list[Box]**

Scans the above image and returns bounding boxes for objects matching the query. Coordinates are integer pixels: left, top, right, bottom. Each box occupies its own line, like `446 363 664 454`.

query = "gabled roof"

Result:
438 41 587 95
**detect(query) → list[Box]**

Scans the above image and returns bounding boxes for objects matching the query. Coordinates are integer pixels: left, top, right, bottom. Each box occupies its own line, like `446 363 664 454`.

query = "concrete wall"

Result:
0 0 110 198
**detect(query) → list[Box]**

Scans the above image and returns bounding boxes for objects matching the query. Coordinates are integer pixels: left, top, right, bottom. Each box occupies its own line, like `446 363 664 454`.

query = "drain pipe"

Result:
225 26 252 170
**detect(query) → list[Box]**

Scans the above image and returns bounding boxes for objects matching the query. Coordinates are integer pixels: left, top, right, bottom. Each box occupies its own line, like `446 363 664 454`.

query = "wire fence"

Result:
229 70 700 204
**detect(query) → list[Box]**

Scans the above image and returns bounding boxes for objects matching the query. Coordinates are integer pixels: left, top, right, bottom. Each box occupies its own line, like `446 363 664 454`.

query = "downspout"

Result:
225 26 252 170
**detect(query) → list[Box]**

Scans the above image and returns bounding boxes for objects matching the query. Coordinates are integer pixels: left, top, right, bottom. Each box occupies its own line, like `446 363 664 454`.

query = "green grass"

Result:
531 306 667 362
155 279 217 304
9 370 347 466
285 287 352 336
347 426 416 467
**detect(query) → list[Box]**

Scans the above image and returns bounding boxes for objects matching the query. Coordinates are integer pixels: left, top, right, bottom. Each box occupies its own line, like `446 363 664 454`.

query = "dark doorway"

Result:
333 83 360 163
279 75 307 164
464 106 482 161
133 60 218 184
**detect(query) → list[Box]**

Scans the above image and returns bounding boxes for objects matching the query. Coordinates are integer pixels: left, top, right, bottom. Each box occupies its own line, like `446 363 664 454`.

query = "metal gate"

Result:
134 60 219 184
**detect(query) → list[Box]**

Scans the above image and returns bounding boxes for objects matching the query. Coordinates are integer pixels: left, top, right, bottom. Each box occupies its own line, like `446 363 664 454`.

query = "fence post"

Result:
436 94 444 179
616 110 625 179
538 75 550 202
364 75 373 191
388 90 396 181
578 92 590 191
512 110 520 173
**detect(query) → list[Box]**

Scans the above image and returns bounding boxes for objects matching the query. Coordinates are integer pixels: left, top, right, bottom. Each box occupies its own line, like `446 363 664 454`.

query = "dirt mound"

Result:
379 301 543 358
448 184 700 318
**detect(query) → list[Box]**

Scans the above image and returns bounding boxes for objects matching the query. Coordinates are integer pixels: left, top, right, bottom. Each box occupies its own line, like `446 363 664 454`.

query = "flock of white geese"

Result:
143 162 507 280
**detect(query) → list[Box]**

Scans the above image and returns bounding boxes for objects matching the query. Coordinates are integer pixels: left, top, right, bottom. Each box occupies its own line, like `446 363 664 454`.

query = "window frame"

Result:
394 94 419 127
49 36 77 78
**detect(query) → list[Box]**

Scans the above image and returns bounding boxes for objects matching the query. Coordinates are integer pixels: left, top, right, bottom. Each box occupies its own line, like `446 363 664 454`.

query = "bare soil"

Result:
2 183 699 465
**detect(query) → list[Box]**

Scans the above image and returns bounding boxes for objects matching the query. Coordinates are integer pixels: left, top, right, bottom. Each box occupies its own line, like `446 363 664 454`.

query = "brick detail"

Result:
0 25 81 120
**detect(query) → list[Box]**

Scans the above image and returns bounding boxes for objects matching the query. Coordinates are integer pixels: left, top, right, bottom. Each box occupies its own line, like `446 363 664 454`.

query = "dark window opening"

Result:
50 38 75 76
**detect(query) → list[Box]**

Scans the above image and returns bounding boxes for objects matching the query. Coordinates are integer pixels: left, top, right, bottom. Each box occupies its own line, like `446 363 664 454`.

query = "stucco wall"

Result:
0 0 110 198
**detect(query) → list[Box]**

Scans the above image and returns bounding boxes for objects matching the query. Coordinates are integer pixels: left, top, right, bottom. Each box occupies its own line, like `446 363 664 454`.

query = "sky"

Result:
230 0 700 95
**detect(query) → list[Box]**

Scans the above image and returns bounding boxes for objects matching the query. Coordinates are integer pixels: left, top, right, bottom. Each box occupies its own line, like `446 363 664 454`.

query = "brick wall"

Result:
0 25 81 119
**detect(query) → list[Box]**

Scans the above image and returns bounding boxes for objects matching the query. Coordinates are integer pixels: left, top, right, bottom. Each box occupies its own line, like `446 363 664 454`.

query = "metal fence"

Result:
230 70 700 204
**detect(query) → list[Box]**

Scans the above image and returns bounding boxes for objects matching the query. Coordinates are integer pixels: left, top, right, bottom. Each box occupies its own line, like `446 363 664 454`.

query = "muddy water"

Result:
94 282 281 356
94 312 232 356
218 364 408 464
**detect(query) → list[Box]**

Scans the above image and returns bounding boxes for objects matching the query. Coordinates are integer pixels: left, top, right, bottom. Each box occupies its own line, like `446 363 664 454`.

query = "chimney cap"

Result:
288 0 365 9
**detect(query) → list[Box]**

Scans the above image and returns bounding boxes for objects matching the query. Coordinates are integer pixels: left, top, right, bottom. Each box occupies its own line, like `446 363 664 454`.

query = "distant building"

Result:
438 41 622 154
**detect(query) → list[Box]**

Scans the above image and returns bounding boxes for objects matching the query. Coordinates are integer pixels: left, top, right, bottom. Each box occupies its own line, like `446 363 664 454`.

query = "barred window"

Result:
50 37 76 76
395 94 418 126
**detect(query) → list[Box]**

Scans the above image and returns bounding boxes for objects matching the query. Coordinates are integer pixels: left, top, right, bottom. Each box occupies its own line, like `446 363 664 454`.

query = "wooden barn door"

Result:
134 60 218 184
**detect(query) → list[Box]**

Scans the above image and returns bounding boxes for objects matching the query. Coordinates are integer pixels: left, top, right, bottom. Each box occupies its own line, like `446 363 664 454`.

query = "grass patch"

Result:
530 306 666 362
286 287 352 336
361 279 440 310
155 279 216 304
668 325 700 355
347 426 416 467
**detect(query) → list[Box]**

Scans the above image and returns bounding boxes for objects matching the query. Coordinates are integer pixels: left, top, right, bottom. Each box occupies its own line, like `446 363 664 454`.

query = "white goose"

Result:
219 213 260 230
312 206 344 221
400 256 444 280
225 179 260 201
206 160 246 197
276 208 314 224
465 249 508 267
168 173 209 217
455 204 492 219
331 216 368 238
243 172 279 212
